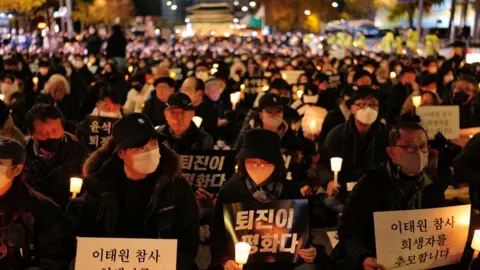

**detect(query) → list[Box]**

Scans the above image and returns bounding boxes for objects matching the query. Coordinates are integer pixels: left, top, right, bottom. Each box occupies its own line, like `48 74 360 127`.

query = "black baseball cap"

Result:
0 137 26 165
112 113 162 153
259 93 283 111
166 92 194 111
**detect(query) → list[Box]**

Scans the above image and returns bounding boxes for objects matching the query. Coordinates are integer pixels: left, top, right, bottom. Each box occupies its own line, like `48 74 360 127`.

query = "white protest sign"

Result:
327 231 339 249
280 70 305 85
374 205 471 270
416 106 460 140
75 237 177 270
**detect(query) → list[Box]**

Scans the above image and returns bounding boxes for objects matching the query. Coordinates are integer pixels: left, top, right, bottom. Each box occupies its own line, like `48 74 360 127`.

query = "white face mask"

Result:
131 148 161 175
186 62 195 70
196 71 209 82
396 151 428 176
0 166 11 188
355 107 378 125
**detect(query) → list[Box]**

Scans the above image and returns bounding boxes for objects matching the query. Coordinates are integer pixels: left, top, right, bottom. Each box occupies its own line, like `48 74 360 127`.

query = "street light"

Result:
185 18 190 23
332 2 339 8
241 6 248 12
233 18 239 23
249 1 256 8
166 1 172 6
171 4 177 10
304 10 311 16
233 1 239 6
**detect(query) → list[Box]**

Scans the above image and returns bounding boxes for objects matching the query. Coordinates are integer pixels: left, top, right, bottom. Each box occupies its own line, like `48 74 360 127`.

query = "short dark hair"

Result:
25 104 64 134
153 77 176 88
189 77 205 92
388 122 428 146
98 84 122 105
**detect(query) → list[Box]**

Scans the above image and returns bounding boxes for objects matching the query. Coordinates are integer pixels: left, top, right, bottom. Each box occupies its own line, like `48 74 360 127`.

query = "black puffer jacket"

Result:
74 141 200 270
332 162 446 269
24 133 90 209
157 123 215 152
0 178 74 270
142 91 168 127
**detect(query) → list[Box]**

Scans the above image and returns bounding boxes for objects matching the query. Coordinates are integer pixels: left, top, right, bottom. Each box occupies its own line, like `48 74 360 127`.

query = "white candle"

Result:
472 230 480 266
128 66 134 73
170 71 176 78
309 120 317 132
32 77 38 85
296 90 304 99
70 177 83 198
0 94 4 101
235 242 251 266
412 95 422 108
192 116 203 128
330 157 343 185
230 92 241 110
390 71 397 80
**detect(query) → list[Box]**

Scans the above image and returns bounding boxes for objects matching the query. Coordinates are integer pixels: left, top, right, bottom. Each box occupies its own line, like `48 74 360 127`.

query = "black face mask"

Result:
453 92 469 105
37 137 63 153
280 97 291 106
132 84 143 92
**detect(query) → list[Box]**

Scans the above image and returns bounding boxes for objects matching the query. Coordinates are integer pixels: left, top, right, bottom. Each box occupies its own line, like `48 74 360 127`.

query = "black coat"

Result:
87 33 103 55
318 105 348 152
195 98 219 140
386 83 412 124
24 133 90 209
0 178 74 270
209 174 329 270
157 123 215 153
34 94 80 132
106 33 127 58
74 142 200 270
453 133 480 208
332 162 446 269
142 92 168 127
318 118 388 201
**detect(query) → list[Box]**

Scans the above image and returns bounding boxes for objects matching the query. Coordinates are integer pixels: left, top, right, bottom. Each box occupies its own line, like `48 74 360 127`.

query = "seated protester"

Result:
318 87 388 209
386 67 418 124
1 73 20 105
332 122 445 270
142 77 175 127
1 73 26 129
204 76 235 143
180 76 218 138
35 74 79 132
400 75 442 116
123 73 149 114
157 92 215 152
0 100 25 143
74 113 199 270
454 133 480 209
313 72 338 111
24 104 90 209
209 129 325 270
33 60 52 94
375 67 393 117
76 84 123 150
400 90 441 117
0 137 74 269
445 75 480 128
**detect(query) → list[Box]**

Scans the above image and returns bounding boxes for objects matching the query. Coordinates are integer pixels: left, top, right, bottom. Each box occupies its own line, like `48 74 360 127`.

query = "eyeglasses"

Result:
394 144 429 154
353 102 379 109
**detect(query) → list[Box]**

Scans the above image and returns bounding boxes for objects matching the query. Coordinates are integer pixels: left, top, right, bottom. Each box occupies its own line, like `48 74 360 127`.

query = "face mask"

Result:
186 62 194 70
396 151 428 176
196 71 209 82
132 84 143 92
355 107 378 125
99 111 120 118
262 115 283 129
303 94 319 104
131 148 161 175
453 92 469 105
0 166 11 188
37 137 63 153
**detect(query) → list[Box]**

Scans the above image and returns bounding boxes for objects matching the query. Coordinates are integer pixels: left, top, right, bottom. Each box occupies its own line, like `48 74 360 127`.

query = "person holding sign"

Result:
24 104 90 209
0 137 74 269
210 129 325 270
142 77 175 127
319 87 388 209
73 113 200 270
157 92 215 152
332 122 446 269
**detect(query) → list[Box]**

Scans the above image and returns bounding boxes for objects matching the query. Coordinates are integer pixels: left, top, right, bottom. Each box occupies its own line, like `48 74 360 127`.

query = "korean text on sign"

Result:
75 237 177 270
417 106 460 140
374 205 471 270
223 199 309 264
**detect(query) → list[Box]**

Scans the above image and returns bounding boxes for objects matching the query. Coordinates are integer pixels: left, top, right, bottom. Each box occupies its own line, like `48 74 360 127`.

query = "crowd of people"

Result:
0 24 480 270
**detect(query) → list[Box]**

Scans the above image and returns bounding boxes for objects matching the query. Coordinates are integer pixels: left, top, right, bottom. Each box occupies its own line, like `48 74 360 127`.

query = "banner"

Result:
75 237 177 270
179 150 236 194
374 205 471 270
243 77 269 95
79 116 116 150
417 106 460 140
223 199 309 264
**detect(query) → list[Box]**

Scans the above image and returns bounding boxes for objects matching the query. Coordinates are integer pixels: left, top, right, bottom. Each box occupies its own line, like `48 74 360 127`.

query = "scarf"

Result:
245 177 283 203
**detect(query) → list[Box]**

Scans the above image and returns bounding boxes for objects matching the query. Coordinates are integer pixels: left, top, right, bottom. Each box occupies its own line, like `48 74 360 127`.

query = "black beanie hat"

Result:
236 129 285 169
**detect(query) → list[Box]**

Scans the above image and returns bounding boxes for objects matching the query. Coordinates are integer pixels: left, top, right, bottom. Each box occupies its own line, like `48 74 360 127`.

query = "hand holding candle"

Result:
230 92 241 110
70 177 83 199
32 77 38 85
330 157 343 185
0 94 4 101
235 242 251 269
192 116 203 128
